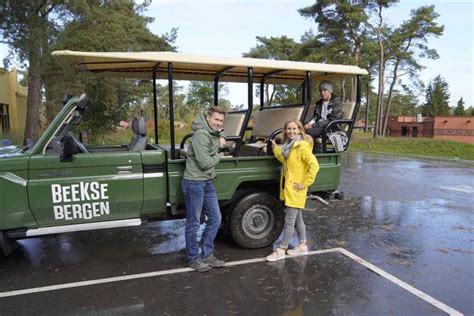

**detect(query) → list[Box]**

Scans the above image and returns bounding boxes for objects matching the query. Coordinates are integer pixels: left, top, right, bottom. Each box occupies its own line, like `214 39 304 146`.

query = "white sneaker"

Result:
266 248 286 262
287 244 308 256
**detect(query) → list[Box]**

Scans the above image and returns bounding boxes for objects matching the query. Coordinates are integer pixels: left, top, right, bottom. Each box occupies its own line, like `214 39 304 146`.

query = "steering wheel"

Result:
266 128 284 156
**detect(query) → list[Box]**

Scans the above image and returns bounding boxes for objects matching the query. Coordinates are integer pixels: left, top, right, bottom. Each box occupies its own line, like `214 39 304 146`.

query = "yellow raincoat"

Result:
273 140 319 209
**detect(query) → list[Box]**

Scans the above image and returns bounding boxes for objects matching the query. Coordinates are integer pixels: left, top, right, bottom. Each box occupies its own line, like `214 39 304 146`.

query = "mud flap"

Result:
0 231 18 256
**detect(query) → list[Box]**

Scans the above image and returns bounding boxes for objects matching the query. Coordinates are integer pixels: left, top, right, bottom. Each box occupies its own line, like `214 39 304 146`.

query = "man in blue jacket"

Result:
182 106 226 272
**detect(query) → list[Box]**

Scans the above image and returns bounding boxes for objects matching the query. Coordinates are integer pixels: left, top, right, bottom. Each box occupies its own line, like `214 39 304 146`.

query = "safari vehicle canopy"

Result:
0 50 367 256
52 50 368 156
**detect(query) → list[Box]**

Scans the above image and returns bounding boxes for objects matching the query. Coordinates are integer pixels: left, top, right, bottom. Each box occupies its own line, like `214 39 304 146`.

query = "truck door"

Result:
28 152 144 227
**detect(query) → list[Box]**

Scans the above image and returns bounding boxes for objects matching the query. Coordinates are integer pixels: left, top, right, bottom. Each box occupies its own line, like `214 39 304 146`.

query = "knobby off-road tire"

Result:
228 191 284 249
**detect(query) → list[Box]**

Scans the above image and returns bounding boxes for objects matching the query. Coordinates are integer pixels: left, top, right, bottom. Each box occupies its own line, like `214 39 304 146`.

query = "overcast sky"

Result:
1 0 472 107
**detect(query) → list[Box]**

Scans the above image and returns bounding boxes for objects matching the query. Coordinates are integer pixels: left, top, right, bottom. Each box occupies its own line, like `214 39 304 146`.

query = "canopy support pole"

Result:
301 71 312 123
234 67 253 156
152 67 158 144
168 63 176 159
214 77 219 106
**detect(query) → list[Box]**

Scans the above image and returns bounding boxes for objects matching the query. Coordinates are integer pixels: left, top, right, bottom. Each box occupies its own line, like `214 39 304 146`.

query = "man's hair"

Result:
207 106 226 117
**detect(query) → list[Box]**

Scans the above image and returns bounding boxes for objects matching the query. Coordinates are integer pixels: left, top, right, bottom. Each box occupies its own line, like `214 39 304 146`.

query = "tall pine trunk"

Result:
23 15 43 145
382 60 400 136
374 4 385 137
382 39 412 135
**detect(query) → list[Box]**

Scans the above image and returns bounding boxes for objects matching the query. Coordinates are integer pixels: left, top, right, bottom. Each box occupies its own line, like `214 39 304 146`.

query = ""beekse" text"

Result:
51 182 110 220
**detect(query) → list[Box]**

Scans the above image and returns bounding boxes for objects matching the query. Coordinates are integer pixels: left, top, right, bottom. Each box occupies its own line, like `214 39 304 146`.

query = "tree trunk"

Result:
375 60 384 137
268 86 276 106
341 78 346 102
23 17 43 145
382 39 412 136
265 84 269 106
351 43 360 102
382 60 400 136
374 4 385 137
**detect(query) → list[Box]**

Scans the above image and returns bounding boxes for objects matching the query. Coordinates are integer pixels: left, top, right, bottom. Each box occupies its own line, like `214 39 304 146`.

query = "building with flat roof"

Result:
386 115 425 138
423 116 473 144
386 115 473 144
0 69 28 138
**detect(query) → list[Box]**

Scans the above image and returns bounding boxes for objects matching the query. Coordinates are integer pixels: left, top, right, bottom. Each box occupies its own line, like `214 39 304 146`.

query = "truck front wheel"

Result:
228 191 284 248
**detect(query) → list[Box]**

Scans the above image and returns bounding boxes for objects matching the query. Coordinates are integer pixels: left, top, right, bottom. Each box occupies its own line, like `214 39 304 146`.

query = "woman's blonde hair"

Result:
281 119 313 145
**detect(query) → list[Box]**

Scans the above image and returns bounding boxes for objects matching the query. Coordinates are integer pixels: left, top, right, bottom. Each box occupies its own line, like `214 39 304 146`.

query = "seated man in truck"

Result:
304 80 342 140
182 106 227 272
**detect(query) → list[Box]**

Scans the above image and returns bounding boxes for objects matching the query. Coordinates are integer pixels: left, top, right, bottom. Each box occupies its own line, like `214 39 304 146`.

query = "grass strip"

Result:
350 133 474 161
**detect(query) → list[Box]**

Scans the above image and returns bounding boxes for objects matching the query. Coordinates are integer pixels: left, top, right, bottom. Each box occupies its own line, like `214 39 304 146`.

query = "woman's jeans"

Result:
279 207 307 249
182 179 222 262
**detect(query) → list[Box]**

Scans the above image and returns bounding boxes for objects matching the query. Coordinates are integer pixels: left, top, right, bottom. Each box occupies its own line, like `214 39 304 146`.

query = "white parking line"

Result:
0 248 463 315
439 185 474 194
336 248 463 316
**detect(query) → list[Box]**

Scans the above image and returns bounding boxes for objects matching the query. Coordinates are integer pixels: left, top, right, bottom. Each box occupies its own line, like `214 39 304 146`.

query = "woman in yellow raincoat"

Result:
266 119 319 262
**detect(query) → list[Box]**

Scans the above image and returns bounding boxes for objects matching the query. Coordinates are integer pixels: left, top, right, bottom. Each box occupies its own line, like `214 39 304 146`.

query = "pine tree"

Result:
453 98 465 116
423 75 450 116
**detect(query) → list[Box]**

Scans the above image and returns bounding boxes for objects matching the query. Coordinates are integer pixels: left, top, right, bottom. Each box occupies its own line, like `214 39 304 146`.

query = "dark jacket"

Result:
183 114 225 180
311 95 342 128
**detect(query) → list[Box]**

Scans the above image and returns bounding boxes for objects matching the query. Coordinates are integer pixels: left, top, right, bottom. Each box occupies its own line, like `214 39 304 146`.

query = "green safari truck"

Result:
0 51 367 255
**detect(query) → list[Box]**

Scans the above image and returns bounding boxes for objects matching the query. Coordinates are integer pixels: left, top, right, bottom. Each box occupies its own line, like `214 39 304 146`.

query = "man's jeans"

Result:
182 179 222 262
306 124 325 138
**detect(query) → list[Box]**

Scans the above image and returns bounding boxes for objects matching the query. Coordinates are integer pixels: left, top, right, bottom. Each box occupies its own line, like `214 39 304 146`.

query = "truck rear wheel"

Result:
228 191 284 248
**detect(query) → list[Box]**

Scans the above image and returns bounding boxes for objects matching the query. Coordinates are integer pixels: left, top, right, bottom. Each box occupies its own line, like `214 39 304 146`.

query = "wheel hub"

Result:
242 204 275 239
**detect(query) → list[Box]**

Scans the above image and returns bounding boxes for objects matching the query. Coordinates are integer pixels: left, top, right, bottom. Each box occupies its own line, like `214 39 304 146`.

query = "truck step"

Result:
8 219 143 239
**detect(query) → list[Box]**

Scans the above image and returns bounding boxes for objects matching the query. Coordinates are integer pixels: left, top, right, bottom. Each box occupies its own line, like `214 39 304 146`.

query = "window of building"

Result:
0 104 10 133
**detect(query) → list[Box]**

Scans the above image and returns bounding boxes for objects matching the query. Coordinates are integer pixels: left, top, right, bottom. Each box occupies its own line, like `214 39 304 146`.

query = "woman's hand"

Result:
293 183 305 191
271 139 277 148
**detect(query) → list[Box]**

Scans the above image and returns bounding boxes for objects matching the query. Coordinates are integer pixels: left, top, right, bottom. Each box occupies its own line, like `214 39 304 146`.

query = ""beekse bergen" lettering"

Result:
51 182 110 220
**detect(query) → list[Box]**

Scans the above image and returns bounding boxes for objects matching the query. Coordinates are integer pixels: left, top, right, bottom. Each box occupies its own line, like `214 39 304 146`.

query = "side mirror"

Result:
60 135 79 162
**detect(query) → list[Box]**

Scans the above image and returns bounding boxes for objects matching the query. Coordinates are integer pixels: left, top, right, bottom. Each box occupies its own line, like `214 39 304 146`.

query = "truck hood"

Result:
0 145 25 158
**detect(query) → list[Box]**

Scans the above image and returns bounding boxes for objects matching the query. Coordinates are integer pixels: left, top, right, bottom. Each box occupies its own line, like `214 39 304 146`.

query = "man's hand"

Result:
293 183 305 191
219 137 226 147
304 122 313 130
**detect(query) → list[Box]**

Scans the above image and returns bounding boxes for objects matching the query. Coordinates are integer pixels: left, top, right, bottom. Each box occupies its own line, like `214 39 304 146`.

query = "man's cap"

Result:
319 81 333 94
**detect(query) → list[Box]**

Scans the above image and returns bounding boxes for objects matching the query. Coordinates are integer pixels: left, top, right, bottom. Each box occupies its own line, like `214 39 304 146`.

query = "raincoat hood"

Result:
191 114 222 137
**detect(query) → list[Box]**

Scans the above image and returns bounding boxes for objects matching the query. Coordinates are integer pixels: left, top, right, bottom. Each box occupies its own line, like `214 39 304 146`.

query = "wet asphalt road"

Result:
0 152 473 315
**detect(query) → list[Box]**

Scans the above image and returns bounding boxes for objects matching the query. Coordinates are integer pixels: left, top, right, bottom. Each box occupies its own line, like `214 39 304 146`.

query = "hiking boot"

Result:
202 255 225 268
188 258 212 272
266 248 286 262
287 244 309 256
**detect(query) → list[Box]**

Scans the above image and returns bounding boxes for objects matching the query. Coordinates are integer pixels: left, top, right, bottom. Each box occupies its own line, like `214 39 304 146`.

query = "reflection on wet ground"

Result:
1 253 446 315
0 152 473 315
